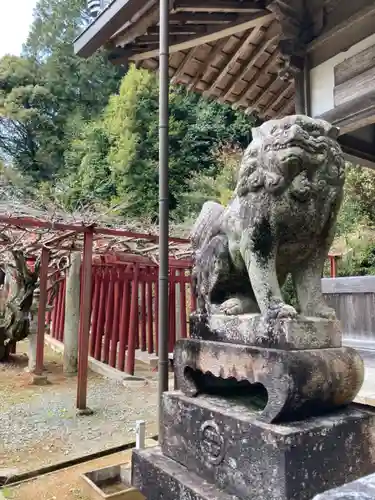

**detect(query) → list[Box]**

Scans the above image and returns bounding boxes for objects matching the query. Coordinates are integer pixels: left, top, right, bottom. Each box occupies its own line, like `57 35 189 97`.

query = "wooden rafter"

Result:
188 37 230 91
172 1 268 13
204 28 255 95
234 46 280 108
169 12 242 23
219 21 279 101
261 81 293 118
147 25 212 35
245 72 278 113
129 11 274 61
171 46 201 84
276 98 295 118
115 3 159 47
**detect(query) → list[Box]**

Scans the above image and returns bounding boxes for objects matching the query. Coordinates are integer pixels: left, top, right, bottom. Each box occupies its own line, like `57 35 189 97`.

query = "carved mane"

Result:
235 116 345 198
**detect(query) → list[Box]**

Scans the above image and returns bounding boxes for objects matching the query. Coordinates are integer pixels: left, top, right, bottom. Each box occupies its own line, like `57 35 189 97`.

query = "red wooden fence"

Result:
47 251 341 375
48 256 195 375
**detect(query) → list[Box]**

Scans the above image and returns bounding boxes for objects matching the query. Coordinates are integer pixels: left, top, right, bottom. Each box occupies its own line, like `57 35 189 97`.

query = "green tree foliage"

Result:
63 65 253 220
179 145 243 217
24 0 123 119
0 0 122 182
24 0 89 57
0 56 62 180
342 164 375 223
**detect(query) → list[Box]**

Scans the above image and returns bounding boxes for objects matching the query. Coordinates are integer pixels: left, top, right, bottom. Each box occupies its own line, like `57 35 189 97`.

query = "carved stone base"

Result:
174 338 364 422
158 392 375 500
313 473 375 499
132 447 239 500
190 313 342 350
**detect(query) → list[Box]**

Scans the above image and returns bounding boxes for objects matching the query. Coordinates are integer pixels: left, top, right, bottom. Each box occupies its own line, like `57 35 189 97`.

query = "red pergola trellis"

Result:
0 212 191 411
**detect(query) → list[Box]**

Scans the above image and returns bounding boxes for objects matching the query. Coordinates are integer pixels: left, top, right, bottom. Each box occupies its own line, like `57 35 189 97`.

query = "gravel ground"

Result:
0 343 169 473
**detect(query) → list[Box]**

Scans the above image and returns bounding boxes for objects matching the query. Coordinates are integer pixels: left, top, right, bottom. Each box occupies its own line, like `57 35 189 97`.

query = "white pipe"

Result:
135 420 146 449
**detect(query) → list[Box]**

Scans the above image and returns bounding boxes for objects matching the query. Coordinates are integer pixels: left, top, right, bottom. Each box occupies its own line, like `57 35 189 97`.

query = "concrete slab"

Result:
354 351 375 407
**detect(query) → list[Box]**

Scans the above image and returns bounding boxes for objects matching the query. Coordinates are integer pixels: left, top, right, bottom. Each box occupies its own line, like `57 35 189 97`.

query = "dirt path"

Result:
0 341 165 474
1 439 158 500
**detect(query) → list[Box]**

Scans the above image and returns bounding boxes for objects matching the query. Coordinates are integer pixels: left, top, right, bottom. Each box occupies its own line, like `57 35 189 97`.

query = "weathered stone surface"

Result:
313 472 375 499
132 447 240 500
190 312 342 349
174 338 364 422
190 115 345 322
161 392 375 500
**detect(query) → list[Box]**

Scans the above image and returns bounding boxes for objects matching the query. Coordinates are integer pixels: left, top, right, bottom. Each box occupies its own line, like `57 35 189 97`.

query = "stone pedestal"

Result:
133 392 375 500
131 314 372 499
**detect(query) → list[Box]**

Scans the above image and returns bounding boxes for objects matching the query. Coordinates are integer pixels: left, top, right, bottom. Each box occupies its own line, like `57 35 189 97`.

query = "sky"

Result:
0 0 37 58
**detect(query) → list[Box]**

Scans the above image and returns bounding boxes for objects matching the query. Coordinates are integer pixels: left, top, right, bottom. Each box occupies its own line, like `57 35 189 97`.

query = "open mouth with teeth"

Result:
264 139 327 155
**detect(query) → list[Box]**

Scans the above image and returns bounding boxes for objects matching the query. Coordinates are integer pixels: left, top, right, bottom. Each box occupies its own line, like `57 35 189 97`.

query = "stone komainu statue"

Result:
190 115 345 320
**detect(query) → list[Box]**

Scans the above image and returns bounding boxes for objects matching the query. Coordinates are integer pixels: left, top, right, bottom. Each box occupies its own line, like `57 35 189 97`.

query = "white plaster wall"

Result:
310 32 375 117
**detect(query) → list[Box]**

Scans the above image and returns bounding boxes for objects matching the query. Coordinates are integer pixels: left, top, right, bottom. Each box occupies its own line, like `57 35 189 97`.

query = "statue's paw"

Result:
277 304 298 319
220 298 244 315
267 301 298 320
313 305 337 320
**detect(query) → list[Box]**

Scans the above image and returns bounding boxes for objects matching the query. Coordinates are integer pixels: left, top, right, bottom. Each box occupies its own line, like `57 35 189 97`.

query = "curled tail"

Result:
190 201 225 252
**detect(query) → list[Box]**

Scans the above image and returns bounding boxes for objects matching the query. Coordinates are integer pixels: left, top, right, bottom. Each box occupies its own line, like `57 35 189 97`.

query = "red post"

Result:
109 275 121 367
53 282 63 339
169 269 176 353
179 269 187 338
56 281 64 341
103 269 114 364
125 263 139 375
76 230 93 411
140 272 147 351
118 273 131 371
190 269 197 312
58 279 66 342
155 273 159 355
35 247 50 376
146 267 154 354
50 290 58 339
89 269 101 357
94 269 107 361
329 255 337 278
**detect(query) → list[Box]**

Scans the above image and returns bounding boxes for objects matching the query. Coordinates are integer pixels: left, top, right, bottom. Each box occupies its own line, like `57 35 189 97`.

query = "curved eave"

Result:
74 1 296 119
74 0 151 57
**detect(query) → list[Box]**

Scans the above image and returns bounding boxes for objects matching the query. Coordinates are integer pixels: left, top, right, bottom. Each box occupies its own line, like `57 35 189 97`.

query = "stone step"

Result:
132 446 240 500
160 391 375 500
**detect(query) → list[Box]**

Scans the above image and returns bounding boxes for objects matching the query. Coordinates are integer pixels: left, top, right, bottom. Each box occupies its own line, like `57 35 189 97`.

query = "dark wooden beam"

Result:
339 134 375 159
294 69 305 114
334 43 375 87
307 0 375 68
173 1 266 13
108 47 135 64
147 25 211 35
318 89 375 135
113 3 159 45
169 12 240 23
339 135 375 170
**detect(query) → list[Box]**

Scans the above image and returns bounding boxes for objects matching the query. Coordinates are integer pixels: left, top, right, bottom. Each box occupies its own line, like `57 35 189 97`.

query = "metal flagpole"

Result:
158 0 170 432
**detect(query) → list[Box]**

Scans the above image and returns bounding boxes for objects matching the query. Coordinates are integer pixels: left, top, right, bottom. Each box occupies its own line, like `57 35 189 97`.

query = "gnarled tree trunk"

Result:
0 251 40 361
